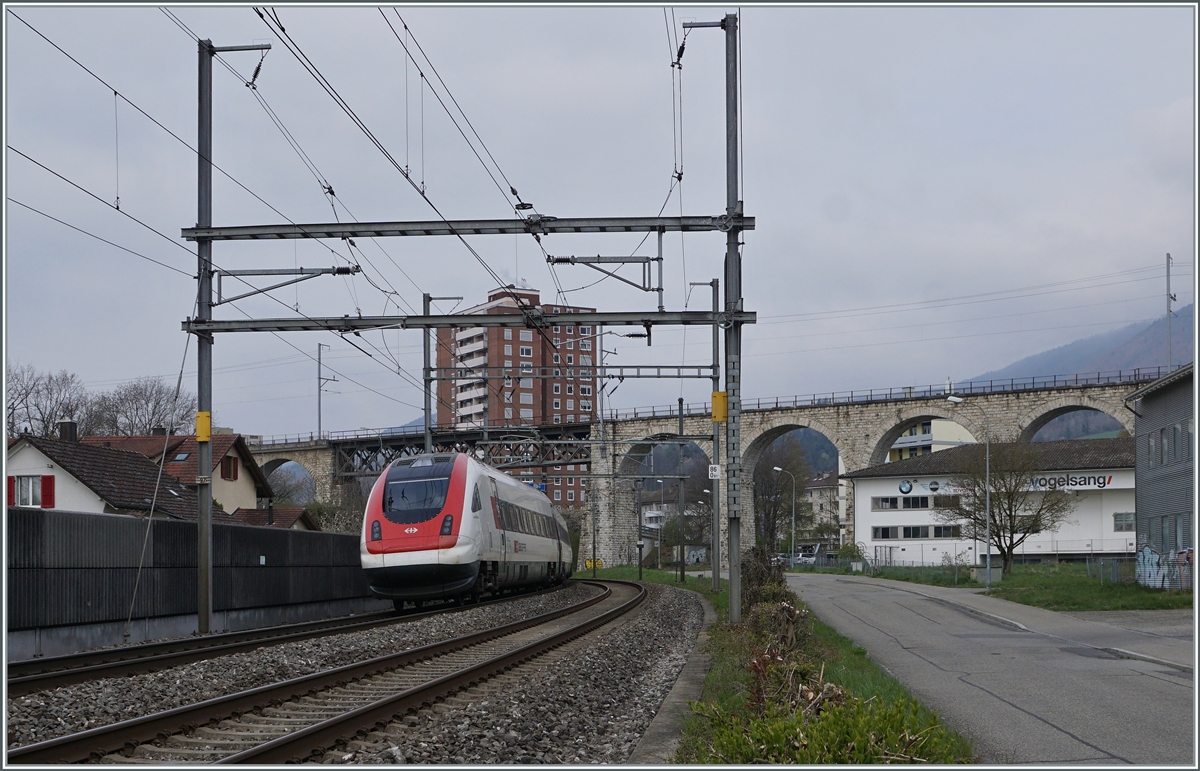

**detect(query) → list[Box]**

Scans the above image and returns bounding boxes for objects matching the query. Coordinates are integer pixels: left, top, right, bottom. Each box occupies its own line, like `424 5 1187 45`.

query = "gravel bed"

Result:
6 583 598 749
332 583 705 765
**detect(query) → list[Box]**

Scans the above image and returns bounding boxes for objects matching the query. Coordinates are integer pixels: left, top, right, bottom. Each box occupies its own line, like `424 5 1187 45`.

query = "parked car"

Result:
796 553 817 565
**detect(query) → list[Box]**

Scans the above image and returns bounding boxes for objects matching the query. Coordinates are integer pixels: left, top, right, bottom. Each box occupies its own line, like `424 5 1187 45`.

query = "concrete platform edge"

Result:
625 588 717 765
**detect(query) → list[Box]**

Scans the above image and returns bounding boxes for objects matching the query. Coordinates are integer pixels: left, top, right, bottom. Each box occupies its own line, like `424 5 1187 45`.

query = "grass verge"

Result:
985 562 1194 611
587 557 974 763
814 560 1194 612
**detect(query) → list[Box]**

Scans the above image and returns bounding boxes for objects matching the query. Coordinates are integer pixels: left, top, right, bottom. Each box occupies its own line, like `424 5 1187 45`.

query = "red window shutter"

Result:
41 475 55 508
6 476 14 506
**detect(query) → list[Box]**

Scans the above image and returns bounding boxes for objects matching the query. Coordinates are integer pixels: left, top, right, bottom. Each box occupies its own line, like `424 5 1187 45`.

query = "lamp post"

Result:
774 467 796 566
947 396 991 591
657 479 664 571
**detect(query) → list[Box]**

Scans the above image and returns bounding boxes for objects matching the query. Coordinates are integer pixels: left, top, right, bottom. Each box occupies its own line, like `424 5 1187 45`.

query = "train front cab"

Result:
361 455 479 604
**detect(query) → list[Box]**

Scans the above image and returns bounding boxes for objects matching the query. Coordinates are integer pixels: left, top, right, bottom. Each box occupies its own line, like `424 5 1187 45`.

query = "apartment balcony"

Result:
458 384 488 401
457 337 487 357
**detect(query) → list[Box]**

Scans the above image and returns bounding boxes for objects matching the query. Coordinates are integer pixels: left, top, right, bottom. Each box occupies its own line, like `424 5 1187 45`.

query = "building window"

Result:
567 464 575 471
520 330 534 341
504 391 513 403
519 346 533 357
566 326 574 334
221 456 239 481
553 353 561 364
554 465 561 470
580 340 592 351
504 377 512 388
553 415 561 424
566 355 574 364
504 344 512 355
553 399 561 409
520 378 533 388
580 386 593 396
504 329 513 340
932 495 960 509
566 385 574 395
566 415 575 422
505 408 513 419
553 477 561 485
902 526 929 539
901 496 929 509
1113 512 1135 532
872 497 899 510
1160 427 1168 465
13 475 42 507
933 525 961 538
520 392 533 404
520 409 533 419
580 326 591 335
554 490 562 501
873 526 899 539
553 337 560 346
552 326 560 333
580 464 587 472
1174 423 1183 463
580 355 592 366
566 340 574 349
1146 433 1156 468
580 400 592 411
567 399 575 410
567 490 575 502
567 477 575 486
553 384 561 394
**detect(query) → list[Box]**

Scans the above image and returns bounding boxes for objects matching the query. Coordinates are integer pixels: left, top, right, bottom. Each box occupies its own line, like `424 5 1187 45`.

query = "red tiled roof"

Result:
80 433 272 498
228 507 320 530
80 435 188 460
14 436 199 519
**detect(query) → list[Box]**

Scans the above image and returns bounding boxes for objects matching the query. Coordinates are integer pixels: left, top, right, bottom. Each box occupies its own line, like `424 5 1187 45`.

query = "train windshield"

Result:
384 478 449 523
382 459 456 524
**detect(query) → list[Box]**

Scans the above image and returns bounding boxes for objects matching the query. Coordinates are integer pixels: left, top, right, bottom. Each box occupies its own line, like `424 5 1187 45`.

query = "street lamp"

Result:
947 395 992 591
773 466 796 566
657 479 664 571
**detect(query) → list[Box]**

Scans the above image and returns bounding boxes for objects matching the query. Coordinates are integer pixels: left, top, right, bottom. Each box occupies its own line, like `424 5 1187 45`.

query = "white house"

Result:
844 438 1136 566
7 435 198 518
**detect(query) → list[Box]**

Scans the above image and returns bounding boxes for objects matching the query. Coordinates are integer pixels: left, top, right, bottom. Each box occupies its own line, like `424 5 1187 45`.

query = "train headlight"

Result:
440 514 454 536
371 520 382 541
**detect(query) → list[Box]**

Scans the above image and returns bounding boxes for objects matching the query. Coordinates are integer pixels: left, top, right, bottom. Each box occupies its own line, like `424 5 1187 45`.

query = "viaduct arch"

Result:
248 379 1140 565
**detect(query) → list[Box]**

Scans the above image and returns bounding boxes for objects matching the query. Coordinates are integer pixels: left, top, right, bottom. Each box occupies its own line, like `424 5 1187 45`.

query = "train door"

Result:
489 478 506 585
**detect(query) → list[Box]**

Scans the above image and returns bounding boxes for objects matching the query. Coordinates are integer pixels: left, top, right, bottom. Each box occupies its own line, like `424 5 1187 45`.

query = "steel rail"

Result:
5 581 617 765
217 580 646 764
6 586 558 696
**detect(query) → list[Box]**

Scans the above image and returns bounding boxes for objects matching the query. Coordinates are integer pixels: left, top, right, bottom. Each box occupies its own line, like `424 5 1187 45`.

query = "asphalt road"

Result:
788 573 1194 765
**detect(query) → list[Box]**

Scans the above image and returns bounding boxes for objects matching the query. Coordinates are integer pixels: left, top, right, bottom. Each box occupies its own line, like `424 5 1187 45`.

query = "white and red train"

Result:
360 452 573 608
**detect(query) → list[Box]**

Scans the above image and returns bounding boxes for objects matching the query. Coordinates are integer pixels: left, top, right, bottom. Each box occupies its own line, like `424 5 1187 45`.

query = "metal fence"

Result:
6 507 372 630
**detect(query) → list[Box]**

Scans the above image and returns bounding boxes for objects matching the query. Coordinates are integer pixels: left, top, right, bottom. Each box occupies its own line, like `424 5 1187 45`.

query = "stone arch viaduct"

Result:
249 375 1152 568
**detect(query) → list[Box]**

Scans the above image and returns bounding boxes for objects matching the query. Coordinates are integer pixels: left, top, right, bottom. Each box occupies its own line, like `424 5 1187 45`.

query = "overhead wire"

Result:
7 198 192 277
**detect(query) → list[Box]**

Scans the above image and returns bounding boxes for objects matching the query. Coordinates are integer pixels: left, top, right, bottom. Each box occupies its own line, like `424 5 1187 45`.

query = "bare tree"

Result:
4 364 91 437
267 464 316 507
933 443 1079 575
82 377 196 435
753 434 813 552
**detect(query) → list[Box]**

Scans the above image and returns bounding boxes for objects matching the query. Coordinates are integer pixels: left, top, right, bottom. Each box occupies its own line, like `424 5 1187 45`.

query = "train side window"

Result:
472 483 483 512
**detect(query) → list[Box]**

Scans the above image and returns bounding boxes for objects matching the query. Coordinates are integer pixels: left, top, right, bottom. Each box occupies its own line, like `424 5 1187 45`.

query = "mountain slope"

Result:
968 304 1192 382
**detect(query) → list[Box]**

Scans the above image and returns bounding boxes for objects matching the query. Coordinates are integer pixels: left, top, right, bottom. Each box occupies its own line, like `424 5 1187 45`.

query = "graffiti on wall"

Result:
1136 545 1194 590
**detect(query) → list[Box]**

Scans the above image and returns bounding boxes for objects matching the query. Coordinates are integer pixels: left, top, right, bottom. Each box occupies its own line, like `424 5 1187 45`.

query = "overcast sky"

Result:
4 3 1195 439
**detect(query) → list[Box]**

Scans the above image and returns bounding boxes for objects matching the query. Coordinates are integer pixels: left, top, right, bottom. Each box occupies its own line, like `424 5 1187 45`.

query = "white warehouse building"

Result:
843 438 1136 566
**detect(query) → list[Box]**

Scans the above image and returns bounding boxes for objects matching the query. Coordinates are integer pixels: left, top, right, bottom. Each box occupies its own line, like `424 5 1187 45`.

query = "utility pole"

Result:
1166 253 1175 371
685 12 744 621
317 343 336 438
678 397 685 583
193 38 270 635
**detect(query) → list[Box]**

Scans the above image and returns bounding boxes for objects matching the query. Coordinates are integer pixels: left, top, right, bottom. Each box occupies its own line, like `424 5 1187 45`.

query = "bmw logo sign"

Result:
928 481 940 493
898 480 913 494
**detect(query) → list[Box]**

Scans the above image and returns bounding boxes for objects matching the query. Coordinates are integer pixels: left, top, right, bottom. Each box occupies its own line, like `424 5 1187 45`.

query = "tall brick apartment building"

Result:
435 286 597 511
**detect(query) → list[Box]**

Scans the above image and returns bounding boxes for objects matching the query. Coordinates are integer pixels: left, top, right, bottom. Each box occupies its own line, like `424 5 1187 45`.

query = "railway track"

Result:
7 580 644 765
7 585 560 696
